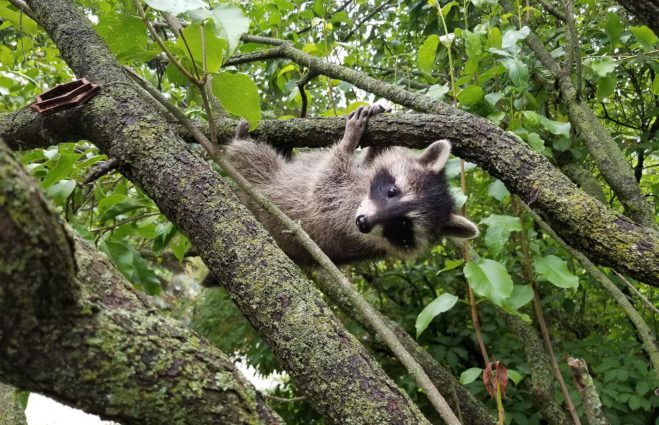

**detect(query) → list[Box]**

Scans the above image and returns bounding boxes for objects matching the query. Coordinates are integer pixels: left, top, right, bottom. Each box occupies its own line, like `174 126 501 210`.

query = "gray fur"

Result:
225 106 478 265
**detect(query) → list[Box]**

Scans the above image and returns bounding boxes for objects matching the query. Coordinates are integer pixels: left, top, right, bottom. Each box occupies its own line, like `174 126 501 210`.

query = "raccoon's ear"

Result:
443 214 479 239
419 140 451 171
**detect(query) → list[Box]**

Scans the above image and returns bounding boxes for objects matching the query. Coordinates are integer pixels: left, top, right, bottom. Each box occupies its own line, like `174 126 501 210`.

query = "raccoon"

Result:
225 105 478 265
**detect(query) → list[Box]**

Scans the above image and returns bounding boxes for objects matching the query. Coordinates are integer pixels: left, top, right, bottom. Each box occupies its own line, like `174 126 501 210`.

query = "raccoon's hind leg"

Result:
339 104 385 153
225 120 284 185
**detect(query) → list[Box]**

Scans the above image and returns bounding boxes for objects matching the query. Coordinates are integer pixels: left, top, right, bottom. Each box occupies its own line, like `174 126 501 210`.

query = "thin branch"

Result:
562 0 582 96
297 69 317 118
262 394 306 403
512 196 582 425
132 0 198 83
223 47 286 67
534 0 567 21
612 270 659 314
126 71 462 425
341 1 392 42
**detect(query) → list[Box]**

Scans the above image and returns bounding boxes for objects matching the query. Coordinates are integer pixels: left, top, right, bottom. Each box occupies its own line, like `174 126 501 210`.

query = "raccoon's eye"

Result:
387 186 398 198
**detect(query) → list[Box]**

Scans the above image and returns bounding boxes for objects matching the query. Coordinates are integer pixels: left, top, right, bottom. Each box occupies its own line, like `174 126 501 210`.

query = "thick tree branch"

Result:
22 0 433 423
0 140 281 425
615 0 659 35
2 108 658 285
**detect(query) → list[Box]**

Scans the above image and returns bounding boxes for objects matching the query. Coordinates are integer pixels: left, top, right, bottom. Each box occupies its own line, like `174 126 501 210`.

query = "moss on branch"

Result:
0 140 281 425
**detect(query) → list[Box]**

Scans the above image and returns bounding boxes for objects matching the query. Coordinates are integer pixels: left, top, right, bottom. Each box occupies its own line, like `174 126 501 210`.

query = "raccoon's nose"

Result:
356 215 372 233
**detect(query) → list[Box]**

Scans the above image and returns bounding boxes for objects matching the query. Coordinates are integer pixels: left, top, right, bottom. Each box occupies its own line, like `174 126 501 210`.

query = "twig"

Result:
223 48 286 67
341 1 392 42
524 205 659 379
534 0 567 21
511 195 581 425
512 196 582 425
568 358 610 425
612 270 659 314
125 70 462 425
562 0 582 97
91 212 160 233
83 157 120 184
297 69 317 118
262 394 306 403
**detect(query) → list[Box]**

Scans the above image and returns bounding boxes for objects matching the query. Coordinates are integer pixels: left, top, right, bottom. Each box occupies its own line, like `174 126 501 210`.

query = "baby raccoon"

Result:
226 105 478 265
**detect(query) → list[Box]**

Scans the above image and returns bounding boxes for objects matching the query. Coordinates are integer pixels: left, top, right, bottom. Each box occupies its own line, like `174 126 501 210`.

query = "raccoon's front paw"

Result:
341 105 383 152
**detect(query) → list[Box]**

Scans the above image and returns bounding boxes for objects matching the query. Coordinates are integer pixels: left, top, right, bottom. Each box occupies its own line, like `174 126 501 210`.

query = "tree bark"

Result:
506 316 572 425
20 0 433 423
0 140 282 425
0 384 27 425
615 0 659 34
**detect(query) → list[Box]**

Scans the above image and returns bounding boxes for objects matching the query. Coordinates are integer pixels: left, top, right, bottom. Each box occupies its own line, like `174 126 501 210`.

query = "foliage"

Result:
1 0 657 423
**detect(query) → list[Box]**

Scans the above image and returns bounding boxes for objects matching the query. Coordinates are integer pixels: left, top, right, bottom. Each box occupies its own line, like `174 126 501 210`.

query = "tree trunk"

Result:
0 384 27 425
616 0 659 34
20 0 433 423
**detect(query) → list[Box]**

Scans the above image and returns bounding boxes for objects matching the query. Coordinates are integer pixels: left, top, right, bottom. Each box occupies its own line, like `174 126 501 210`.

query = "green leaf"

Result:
441 1 459 18
211 71 261 130
42 153 81 188
0 4 38 34
190 4 249 56
488 179 510 202
502 58 528 90
95 13 155 63
597 74 616 100
464 259 514 305
501 26 529 55
480 214 521 256
522 111 570 136
178 23 227 74
526 132 545 152
415 293 459 337
503 285 534 310
98 198 145 223
534 255 579 290
457 85 484 106
630 26 658 50
418 35 439 75
144 0 207 15
470 0 498 7
589 57 616 77
438 258 464 273
46 179 76 205
507 369 523 385
153 222 178 254
652 75 659 96
604 13 622 43
460 367 483 385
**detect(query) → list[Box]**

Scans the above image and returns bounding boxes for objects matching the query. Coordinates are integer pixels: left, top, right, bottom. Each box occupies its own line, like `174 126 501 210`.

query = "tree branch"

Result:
23 0 434 423
0 139 281 425
3 108 658 286
614 0 659 35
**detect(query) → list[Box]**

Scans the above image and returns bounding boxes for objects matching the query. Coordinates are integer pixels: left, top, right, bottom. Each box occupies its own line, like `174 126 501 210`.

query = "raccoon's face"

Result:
355 141 478 256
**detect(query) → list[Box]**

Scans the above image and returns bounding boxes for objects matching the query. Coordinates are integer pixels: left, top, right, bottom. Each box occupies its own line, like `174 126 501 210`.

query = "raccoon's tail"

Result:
225 139 284 185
